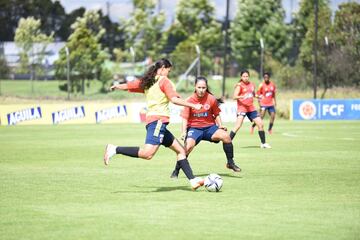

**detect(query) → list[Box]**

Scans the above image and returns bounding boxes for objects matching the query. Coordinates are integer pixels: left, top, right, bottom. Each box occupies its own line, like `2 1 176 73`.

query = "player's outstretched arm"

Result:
110 83 128 91
170 96 202 110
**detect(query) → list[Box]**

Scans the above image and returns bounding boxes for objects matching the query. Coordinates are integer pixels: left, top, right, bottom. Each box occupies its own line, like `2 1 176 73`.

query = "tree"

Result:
231 0 291 71
297 0 332 92
169 0 222 77
14 17 53 83
121 0 166 62
55 10 108 95
0 0 66 41
328 2 360 87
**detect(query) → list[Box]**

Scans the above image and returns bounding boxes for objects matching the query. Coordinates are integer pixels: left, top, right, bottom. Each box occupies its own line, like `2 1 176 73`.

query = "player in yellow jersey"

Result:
104 58 204 190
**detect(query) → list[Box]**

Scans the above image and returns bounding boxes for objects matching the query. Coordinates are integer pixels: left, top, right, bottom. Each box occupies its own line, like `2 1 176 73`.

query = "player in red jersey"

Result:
104 58 204 190
170 76 241 178
229 70 271 148
251 72 277 134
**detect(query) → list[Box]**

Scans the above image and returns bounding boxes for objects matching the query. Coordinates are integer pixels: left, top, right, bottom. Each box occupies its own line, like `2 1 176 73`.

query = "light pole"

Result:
65 47 70 100
195 44 201 77
260 38 264 79
222 0 230 98
130 47 135 77
313 0 319 99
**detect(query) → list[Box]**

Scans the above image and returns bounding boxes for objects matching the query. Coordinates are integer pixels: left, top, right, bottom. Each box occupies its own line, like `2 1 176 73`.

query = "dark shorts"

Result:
237 110 259 122
260 105 276 113
186 125 220 145
145 120 174 147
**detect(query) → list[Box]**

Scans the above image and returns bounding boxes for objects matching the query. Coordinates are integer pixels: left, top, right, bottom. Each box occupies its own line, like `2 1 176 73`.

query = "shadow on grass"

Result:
241 145 260 149
111 173 242 193
196 172 243 178
111 185 192 193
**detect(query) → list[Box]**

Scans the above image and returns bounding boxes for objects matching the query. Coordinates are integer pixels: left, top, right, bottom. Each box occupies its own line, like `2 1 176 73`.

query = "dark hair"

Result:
195 76 224 104
140 58 173 90
263 72 271 77
240 70 250 77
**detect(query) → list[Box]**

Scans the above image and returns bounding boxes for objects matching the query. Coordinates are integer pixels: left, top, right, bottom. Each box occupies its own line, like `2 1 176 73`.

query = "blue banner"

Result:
292 99 360 120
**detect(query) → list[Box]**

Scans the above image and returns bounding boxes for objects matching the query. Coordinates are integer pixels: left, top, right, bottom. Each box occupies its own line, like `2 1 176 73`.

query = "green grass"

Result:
0 121 359 239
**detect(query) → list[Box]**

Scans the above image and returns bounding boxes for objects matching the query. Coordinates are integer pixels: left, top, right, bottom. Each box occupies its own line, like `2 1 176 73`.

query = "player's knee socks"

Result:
258 131 266 144
116 147 139 158
230 131 236 140
269 123 274 131
223 142 235 164
178 159 195 180
252 123 256 128
174 160 181 172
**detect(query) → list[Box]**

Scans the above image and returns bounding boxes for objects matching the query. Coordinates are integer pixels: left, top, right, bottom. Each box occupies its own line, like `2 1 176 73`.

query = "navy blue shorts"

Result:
186 125 219 145
237 110 259 122
145 120 175 147
260 105 276 113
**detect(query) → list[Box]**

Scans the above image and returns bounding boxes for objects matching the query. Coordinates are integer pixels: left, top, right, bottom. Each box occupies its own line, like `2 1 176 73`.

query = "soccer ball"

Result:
204 173 223 192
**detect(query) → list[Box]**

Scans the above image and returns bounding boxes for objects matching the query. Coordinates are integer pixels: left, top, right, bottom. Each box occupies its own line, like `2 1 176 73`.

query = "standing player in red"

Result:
251 72 277 134
229 70 271 148
104 58 205 190
170 76 241 178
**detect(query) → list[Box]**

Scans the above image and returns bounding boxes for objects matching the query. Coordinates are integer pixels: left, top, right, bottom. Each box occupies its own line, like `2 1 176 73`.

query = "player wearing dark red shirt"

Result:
251 72 277 134
230 70 271 149
170 76 241 178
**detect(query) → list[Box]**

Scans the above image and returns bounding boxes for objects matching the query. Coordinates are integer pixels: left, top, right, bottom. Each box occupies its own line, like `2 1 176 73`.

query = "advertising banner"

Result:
0 101 241 126
291 99 360 120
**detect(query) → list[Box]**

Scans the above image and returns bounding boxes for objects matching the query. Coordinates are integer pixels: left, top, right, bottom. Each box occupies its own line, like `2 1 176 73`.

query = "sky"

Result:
56 0 356 25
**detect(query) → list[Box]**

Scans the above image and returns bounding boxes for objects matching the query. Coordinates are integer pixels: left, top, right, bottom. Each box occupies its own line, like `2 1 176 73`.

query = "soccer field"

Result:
0 120 359 240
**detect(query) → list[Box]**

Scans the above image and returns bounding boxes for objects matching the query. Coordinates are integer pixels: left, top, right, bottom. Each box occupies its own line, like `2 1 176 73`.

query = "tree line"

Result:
1 0 359 96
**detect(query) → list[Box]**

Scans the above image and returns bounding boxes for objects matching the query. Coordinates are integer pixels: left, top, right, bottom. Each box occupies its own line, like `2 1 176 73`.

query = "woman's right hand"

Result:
192 103 202 110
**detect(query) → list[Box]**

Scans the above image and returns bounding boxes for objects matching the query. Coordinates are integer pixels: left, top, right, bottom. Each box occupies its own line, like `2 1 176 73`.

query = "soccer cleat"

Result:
226 163 242 172
104 144 116 165
170 169 179 179
268 129 273 134
260 143 272 149
190 177 205 191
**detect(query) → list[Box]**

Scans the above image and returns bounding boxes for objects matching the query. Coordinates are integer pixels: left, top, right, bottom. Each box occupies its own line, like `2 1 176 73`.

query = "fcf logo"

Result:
299 101 316 120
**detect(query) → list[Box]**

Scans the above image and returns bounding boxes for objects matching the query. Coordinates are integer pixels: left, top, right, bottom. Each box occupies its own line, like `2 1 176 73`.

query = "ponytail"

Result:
140 58 173 90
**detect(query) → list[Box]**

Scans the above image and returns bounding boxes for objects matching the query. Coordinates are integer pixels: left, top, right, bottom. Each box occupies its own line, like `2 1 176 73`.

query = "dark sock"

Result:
230 131 236 140
116 147 139 158
269 123 274 131
258 131 266 144
252 123 256 128
178 159 195 180
223 142 235 165
174 160 181 172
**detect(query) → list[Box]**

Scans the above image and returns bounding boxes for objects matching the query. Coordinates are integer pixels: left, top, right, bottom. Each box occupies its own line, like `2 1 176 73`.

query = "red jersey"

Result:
257 81 276 106
181 92 221 128
234 81 256 113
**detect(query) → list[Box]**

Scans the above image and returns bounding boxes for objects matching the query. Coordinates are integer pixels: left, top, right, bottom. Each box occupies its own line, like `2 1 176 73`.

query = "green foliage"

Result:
14 17 54 78
298 0 332 74
99 68 113 93
55 10 108 94
0 58 10 79
328 2 360 87
169 0 222 76
231 0 291 70
0 0 66 41
121 0 167 61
